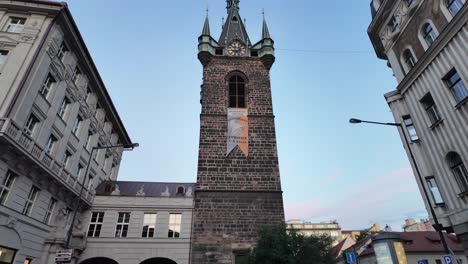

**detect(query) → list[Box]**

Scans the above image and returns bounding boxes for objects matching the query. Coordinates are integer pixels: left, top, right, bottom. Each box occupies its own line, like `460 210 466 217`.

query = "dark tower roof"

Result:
202 14 211 36
262 14 271 39
219 0 251 46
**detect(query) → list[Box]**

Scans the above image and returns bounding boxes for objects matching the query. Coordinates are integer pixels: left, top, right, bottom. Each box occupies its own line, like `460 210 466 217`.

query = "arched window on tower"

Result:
446 0 464 16
229 76 246 108
446 152 468 194
403 49 416 71
421 23 438 47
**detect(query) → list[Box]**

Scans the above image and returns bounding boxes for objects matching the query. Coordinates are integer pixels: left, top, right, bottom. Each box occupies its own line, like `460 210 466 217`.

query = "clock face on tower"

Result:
227 41 246 57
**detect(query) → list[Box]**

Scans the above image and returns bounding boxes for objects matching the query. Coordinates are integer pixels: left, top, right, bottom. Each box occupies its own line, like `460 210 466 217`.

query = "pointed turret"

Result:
262 15 271 40
202 14 211 36
219 0 251 46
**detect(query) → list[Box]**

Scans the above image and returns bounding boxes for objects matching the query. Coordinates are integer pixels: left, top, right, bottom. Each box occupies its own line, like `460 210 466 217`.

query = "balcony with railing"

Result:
0 118 95 205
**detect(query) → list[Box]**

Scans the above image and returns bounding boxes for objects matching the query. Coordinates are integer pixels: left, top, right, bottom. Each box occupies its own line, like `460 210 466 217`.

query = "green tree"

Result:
245 225 336 264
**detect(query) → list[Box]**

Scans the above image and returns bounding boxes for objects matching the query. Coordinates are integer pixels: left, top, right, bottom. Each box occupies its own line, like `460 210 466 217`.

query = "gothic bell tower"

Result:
191 1 284 263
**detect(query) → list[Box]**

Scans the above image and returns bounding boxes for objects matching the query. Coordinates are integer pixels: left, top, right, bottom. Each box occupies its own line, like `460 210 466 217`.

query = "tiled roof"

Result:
95 181 196 198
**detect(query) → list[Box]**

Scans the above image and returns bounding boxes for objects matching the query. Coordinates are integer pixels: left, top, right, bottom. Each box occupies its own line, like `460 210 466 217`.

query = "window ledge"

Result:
410 139 420 144
429 119 444 130
434 203 446 208
457 191 468 198
454 96 468 109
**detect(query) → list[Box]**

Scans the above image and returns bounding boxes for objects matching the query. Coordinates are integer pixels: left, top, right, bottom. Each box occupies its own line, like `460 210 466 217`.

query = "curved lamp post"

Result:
65 143 139 249
349 118 449 254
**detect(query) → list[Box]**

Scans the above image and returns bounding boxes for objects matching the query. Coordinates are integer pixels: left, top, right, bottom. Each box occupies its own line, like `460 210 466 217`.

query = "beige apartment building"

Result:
286 220 342 245
0 1 134 263
368 0 468 251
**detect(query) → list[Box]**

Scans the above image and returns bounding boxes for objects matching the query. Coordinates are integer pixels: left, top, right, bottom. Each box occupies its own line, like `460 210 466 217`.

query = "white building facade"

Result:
0 1 133 263
368 0 468 252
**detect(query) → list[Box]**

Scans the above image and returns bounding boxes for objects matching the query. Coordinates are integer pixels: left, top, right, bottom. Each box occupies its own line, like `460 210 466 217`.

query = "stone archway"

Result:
140 258 177 264
79 257 119 264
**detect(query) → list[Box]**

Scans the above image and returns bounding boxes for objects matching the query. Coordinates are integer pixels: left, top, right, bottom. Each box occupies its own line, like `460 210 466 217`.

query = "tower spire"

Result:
219 0 250 46
262 10 271 39
202 8 211 36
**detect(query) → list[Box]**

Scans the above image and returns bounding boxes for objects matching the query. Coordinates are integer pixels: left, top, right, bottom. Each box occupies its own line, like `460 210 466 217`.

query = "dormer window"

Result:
176 186 185 196
422 23 438 46
229 75 246 108
446 0 464 16
232 16 238 22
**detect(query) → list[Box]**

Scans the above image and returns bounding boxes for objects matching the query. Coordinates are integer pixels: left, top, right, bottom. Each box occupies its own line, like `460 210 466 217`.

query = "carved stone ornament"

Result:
7 217 17 229
20 35 36 42
111 184 121 195
136 185 146 197
186 187 193 197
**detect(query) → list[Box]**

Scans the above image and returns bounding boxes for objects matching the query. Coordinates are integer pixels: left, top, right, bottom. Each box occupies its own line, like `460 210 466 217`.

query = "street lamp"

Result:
349 118 450 254
65 142 139 248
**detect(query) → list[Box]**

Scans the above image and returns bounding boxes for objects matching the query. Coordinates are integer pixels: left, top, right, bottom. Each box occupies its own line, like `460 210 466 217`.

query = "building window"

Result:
403 49 416 70
0 246 17 264
22 186 39 216
420 93 441 125
72 115 82 135
426 177 444 205
58 97 70 118
115 212 130 237
45 135 57 154
24 258 32 264
447 152 468 194
24 114 39 136
87 212 104 237
229 75 246 108
72 67 81 84
76 164 84 180
422 23 438 47
406 0 415 6
44 198 57 224
447 0 464 16
437 260 443 264
444 68 468 103
168 213 182 238
403 115 419 141
57 41 69 61
0 171 16 205
0 50 9 66
142 213 157 238
39 73 56 98
390 16 399 32
62 150 72 168
176 186 185 196
86 129 95 150
6 17 26 33
87 175 94 190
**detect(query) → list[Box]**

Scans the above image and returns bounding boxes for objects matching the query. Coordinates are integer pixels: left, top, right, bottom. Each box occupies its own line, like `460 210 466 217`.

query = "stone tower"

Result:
191 1 285 263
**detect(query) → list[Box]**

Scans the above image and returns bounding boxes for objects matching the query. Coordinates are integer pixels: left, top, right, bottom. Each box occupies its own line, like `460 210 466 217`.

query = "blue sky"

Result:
66 0 428 230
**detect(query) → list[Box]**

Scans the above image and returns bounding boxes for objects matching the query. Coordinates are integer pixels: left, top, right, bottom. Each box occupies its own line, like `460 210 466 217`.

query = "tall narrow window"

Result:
422 23 438 46
403 50 416 70
447 152 468 194
168 213 182 238
72 67 81 84
87 212 104 237
6 17 26 33
447 0 464 16
24 114 39 136
403 115 419 141
57 41 69 61
62 150 72 168
72 115 82 135
390 16 399 32
45 135 57 154
22 186 39 216
86 129 95 150
0 50 9 66
39 73 56 98
0 246 16 264
115 212 130 237
76 164 84 180
58 97 70 118
444 69 468 103
420 93 442 125
229 76 246 108
44 198 57 224
87 175 94 191
426 177 444 205
0 171 16 205
142 213 157 238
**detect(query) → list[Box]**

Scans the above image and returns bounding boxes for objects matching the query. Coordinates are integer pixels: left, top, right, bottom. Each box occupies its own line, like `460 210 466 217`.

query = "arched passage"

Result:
140 258 177 264
79 257 119 264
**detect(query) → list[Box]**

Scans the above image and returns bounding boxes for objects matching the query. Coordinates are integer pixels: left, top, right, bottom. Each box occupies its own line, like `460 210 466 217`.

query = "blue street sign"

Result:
444 256 453 264
418 260 428 264
346 252 357 264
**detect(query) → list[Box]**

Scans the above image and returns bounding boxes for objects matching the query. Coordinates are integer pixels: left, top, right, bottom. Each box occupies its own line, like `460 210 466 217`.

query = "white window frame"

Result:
426 177 445 205
403 115 419 142
0 50 9 67
72 115 83 136
444 68 468 104
452 163 468 193
22 186 39 216
62 150 72 168
24 114 39 136
57 41 69 61
58 97 70 118
115 212 130 238
420 93 442 125
44 198 57 224
419 21 439 50
168 213 182 238
72 66 81 84
5 17 26 33
39 73 56 99
447 0 465 16
87 212 104 237
142 213 157 238
0 171 16 205
45 135 57 154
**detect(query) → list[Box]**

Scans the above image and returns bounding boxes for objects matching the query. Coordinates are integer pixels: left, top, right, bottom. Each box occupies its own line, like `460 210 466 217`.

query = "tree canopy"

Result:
243 225 336 264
